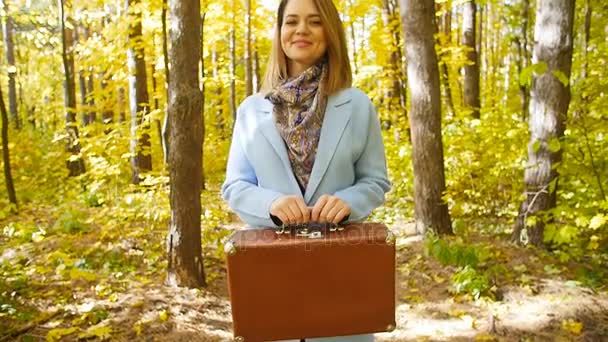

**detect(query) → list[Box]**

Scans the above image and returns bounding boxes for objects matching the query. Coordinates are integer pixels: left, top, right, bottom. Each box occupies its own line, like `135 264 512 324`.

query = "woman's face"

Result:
280 0 327 77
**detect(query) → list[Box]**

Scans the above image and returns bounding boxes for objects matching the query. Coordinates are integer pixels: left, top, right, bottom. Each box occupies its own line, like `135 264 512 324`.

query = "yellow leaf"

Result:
132 300 145 308
78 325 112 340
589 214 606 230
562 319 583 335
588 235 599 250
475 333 498 341
432 275 446 283
134 322 143 336
159 309 168 321
46 327 78 342
449 310 466 318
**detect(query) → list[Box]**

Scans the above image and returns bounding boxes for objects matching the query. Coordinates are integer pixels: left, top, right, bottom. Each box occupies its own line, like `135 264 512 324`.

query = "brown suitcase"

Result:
224 222 396 342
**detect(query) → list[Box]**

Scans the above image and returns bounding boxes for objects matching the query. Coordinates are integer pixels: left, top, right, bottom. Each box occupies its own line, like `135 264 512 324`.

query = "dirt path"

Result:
14 224 608 341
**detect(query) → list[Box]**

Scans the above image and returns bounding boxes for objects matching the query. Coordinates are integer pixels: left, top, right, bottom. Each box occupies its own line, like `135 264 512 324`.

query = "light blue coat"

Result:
221 87 391 228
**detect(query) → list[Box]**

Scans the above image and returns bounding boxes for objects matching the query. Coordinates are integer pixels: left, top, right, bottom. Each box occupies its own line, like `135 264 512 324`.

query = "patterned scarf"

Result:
265 61 329 193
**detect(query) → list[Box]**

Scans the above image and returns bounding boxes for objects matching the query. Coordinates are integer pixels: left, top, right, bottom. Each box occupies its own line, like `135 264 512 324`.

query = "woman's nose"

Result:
295 22 310 35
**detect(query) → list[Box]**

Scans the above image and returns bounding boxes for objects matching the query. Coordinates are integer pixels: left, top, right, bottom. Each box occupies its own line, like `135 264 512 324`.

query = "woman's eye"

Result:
285 21 297 25
310 21 322 26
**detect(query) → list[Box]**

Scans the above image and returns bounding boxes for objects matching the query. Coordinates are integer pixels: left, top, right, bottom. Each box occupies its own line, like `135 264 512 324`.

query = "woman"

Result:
222 0 390 340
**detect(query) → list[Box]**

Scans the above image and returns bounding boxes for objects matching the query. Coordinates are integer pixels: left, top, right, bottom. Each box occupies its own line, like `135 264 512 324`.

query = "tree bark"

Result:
59 0 85 177
126 0 152 184
75 27 90 127
348 0 358 75
462 1 480 118
1 0 20 129
517 0 531 121
400 0 452 235
512 0 575 247
381 0 403 111
0 85 17 208
166 0 206 288
229 8 237 120
438 0 455 117
150 36 165 162
244 0 253 96
212 46 225 134
162 0 171 164
84 27 96 124
253 34 260 93
200 11 206 190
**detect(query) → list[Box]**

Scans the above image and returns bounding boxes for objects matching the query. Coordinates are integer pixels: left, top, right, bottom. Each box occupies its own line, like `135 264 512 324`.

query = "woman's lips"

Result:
293 41 312 48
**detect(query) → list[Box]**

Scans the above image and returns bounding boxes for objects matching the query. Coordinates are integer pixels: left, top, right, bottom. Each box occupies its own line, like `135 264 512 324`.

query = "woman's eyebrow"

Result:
284 14 321 19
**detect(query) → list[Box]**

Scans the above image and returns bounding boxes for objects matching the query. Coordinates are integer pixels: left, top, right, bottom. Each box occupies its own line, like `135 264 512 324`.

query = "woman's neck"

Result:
288 61 312 78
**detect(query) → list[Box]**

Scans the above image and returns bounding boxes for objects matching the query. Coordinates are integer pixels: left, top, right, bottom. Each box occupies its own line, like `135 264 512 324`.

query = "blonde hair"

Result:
261 0 352 95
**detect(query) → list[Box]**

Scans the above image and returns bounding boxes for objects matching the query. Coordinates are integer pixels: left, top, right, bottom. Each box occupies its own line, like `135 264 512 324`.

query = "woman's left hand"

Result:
311 195 351 224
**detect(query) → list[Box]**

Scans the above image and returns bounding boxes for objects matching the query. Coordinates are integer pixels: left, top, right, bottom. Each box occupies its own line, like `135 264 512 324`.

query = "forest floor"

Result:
1 209 608 342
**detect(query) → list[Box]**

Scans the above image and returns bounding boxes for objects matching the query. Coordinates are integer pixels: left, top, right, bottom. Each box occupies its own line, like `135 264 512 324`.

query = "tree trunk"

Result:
253 34 260 93
150 37 165 162
1 0 20 129
348 0 358 75
512 0 575 247
0 85 17 208
381 0 402 112
118 86 126 123
151 59 164 162
400 0 452 235
59 0 85 177
518 0 531 121
76 26 90 127
200 11 206 190
162 0 171 164
229 10 237 120
462 1 480 118
212 46 225 133
244 0 253 96
166 0 206 288
126 0 152 184
439 0 455 117
84 27 96 124
78 71 89 126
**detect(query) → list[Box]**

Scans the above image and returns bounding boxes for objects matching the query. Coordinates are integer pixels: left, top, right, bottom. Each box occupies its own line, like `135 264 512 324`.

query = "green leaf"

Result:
547 138 561 153
532 140 542 153
526 216 537 227
533 62 548 75
552 70 570 86
554 225 578 245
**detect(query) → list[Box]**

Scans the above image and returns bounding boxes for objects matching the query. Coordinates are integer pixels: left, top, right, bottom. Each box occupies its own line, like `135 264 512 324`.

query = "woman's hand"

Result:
311 195 351 224
269 195 310 225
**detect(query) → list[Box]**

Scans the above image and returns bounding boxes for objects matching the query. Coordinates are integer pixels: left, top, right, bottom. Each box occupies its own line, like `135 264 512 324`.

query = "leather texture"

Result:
225 223 396 342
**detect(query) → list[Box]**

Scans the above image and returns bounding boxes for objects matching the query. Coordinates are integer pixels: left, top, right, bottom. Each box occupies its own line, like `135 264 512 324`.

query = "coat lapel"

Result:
304 90 352 203
256 89 352 202
257 100 302 194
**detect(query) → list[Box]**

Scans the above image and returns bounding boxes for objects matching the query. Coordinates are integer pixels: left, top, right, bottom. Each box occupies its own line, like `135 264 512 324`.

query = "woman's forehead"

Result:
283 0 320 17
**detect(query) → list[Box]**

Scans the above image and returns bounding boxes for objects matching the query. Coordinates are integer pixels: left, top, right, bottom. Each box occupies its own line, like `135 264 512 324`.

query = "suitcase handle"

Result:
275 222 344 238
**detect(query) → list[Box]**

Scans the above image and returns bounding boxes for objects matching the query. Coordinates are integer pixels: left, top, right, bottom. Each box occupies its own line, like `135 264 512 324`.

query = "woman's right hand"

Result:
269 195 310 225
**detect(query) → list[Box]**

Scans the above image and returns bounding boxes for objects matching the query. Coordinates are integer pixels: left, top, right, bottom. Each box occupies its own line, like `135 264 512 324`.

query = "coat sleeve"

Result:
333 99 391 222
221 107 284 228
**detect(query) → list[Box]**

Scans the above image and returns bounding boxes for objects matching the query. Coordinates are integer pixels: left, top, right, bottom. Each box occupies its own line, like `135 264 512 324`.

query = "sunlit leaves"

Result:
46 327 78 342
519 62 547 87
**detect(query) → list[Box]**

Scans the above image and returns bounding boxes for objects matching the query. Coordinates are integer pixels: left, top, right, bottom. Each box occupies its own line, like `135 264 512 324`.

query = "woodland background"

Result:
0 0 607 340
